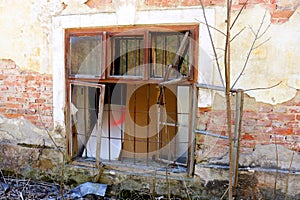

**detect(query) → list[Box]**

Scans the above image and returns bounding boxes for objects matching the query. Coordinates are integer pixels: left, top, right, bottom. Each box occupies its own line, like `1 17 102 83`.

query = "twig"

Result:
182 180 191 200
19 192 24 200
253 37 271 50
199 0 225 87
194 18 226 36
231 9 270 89
220 187 229 199
230 0 249 30
230 27 246 42
37 106 65 200
0 170 6 184
284 134 296 200
257 22 271 40
21 178 31 194
243 81 282 92
274 135 278 199
152 170 157 198
165 166 171 200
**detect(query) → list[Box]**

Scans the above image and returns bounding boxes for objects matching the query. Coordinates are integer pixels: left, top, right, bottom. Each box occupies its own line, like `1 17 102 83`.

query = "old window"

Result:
65 25 198 174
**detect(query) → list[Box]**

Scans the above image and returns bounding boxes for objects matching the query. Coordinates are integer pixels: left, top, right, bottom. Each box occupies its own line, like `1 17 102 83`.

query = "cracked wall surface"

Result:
0 0 299 198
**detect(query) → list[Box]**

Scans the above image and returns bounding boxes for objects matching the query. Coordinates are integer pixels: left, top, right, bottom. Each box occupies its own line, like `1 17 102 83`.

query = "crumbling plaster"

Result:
0 0 65 73
1 0 300 124
214 5 300 105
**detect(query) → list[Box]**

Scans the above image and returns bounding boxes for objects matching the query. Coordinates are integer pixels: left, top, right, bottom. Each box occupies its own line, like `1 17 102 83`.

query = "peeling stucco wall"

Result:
213 5 300 105
0 0 299 198
0 0 65 73
1 0 299 104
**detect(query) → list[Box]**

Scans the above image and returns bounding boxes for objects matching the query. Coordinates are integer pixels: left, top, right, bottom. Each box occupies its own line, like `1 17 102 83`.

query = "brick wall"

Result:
196 92 300 159
0 59 53 129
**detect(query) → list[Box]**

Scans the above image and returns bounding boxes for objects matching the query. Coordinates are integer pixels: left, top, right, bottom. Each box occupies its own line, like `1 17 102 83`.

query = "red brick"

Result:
25 75 36 82
241 133 255 140
273 106 287 113
182 0 201 6
271 18 289 24
24 115 39 122
267 113 295 121
289 107 300 113
295 129 300 135
240 140 256 148
25 109 36 114
271 10 294 19
0 74 7 80
267 127 293 135
0 59 16 69
25 87 37 92
297 114 300 121
255 119 272 127
4 81 17 86
243 111 258 119
35 99 46 103
286 121 299 128
258 105 273 113
5 103 23 109
85 0 112 8
255 133 271 143
4 113 24 118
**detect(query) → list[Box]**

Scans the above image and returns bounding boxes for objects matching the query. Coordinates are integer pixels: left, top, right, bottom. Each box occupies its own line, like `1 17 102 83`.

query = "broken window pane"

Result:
70 82 104 159
150 32 191 79
70 35 102 77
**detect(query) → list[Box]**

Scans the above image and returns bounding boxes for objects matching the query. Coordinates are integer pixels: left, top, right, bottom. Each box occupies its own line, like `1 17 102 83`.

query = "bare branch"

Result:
194 18 227 36
199 0 225 87
257 11 270 39
230 0 249 30
249 25 256 36
253 37 271 50
257 23 271 39
274 136 278 200
230 27 246 42
243 81 282 92
231 9 270 89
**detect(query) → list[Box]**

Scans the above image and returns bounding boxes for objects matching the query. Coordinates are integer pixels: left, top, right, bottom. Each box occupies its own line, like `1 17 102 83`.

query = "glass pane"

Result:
110 36 144 77
70 36 102 77
150 32 190 79
70 83 102 158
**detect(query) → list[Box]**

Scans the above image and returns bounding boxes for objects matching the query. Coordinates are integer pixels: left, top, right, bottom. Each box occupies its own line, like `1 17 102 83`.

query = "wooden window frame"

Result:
65 24 199 84
65 25 198 175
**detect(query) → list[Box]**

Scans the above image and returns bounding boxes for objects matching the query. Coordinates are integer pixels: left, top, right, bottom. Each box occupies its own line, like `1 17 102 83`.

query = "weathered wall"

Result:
196 91 300 163
0 0 298 123
0 0 299 198
0 59 53 128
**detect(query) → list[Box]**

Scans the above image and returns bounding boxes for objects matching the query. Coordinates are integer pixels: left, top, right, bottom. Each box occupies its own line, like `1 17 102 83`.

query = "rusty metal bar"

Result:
133 84 137 164
194 130 229 140
159 77 188 86
196 83 238 93
147 84 150 166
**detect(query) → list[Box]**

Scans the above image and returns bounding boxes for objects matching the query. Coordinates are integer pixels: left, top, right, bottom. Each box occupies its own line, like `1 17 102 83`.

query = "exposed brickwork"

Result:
197 91 300 159
85 0 112 8
143 0 299 23
0 59 53 129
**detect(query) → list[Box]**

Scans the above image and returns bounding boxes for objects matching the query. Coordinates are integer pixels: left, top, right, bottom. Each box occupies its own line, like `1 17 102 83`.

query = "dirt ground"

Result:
0 176 181 200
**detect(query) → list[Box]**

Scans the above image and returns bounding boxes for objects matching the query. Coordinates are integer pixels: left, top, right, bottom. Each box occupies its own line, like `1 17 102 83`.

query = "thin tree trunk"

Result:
225 0 233 199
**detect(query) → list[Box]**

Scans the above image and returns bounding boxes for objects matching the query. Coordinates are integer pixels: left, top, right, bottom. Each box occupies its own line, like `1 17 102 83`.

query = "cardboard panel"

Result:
122 84 177 159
